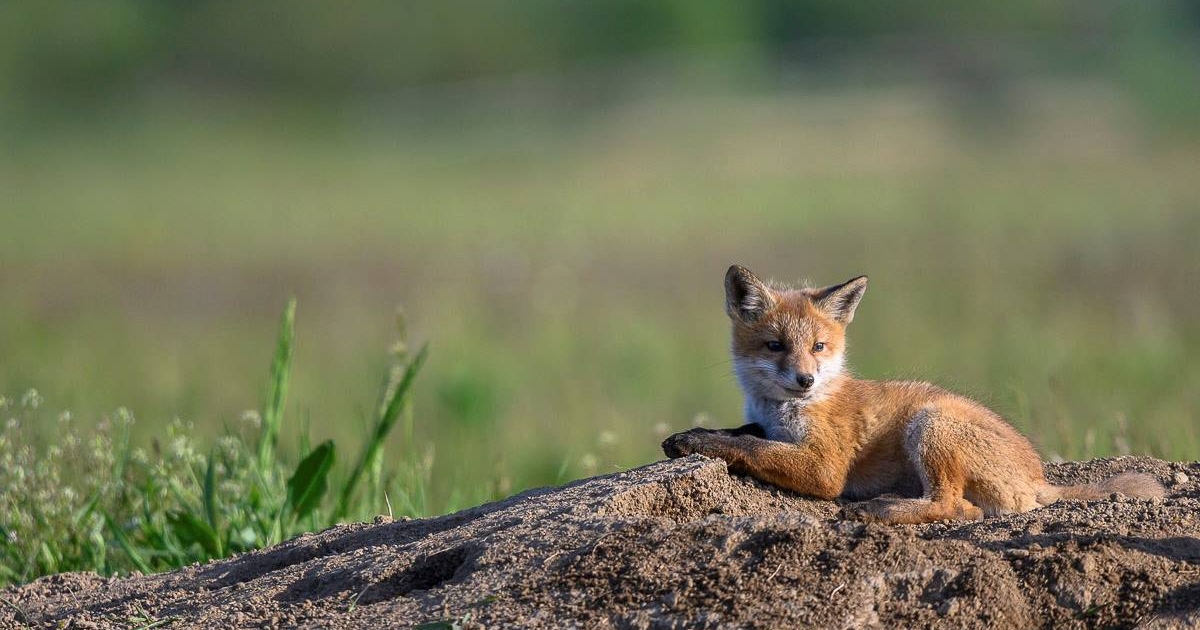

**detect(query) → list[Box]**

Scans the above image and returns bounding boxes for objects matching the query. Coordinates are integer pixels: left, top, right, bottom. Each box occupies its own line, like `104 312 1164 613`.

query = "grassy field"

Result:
2 75 1199 582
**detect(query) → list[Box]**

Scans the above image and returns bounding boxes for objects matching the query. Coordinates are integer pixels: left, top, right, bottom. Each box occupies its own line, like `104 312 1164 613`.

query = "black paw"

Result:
661 428 716 459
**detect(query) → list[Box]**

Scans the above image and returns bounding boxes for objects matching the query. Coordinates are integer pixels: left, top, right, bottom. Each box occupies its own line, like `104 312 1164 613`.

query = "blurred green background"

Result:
3 0 1199 512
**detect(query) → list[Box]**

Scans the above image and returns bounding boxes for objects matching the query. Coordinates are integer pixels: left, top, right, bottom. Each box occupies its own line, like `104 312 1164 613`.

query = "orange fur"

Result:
662 265 1165 524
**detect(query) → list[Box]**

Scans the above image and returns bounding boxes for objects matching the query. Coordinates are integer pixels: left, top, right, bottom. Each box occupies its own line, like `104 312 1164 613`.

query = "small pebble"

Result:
937 600 957 616
1173 471 1189 486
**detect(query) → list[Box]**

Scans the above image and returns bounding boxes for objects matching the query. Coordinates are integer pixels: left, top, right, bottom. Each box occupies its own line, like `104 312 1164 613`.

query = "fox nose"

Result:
796 373 815 389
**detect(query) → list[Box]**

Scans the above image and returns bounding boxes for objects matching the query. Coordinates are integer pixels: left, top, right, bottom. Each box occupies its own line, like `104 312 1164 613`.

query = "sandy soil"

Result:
3 455 1198 629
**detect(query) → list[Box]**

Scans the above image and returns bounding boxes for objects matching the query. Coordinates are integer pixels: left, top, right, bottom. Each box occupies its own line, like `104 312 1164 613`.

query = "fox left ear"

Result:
811 276 868 323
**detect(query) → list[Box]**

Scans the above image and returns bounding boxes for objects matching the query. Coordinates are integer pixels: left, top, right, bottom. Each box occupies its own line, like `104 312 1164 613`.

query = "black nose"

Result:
796 373 815 389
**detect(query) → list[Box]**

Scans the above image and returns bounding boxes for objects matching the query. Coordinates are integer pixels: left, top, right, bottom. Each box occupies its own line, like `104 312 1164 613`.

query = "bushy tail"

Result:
1040 472 1166 503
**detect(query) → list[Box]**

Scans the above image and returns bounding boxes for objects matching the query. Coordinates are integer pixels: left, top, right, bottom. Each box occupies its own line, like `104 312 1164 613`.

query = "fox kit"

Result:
662 265 1164 524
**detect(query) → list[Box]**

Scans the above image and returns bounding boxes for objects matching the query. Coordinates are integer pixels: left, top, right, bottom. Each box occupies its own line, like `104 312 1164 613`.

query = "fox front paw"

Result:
661 429 720 459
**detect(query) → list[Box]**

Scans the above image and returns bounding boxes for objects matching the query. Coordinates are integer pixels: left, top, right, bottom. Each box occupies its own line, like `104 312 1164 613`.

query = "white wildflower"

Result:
240 410 262 429
20 389 42 409
114 407 135 427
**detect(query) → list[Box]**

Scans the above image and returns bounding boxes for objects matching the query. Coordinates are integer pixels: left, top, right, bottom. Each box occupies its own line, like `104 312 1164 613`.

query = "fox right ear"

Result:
725 265 774 322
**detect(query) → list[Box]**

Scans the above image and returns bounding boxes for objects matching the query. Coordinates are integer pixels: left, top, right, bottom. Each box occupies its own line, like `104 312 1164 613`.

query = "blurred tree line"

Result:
0 0 1198 124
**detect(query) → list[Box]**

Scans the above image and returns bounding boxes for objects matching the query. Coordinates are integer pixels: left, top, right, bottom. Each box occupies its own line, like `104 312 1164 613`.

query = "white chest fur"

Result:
745 397 810 444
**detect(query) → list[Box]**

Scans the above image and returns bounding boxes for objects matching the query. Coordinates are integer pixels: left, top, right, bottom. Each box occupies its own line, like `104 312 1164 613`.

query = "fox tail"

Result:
1038 472 1165 504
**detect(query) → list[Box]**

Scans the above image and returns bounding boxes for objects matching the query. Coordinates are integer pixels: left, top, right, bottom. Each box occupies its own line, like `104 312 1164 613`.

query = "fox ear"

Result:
725 265 775 322
811 275 868 323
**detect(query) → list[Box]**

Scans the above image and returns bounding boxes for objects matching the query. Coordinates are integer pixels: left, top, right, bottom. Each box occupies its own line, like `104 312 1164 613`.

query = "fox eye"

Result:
812 342 826 352
765 341 786 352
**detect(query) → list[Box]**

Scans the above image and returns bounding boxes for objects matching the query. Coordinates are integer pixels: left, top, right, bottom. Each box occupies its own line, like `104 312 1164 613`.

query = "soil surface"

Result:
4 455 1199 629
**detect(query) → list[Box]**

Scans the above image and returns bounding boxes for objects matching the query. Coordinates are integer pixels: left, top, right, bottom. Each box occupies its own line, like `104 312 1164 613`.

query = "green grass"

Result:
0 300 429 586
1 77 1199 587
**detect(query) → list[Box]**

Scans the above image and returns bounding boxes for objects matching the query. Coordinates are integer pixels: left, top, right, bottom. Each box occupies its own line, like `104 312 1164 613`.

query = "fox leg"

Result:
846 494 983 524
845 409 984 524
662 431 847 500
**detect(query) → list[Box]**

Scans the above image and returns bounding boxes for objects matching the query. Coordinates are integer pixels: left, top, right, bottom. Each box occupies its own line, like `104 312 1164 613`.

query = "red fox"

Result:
662 265 1165 524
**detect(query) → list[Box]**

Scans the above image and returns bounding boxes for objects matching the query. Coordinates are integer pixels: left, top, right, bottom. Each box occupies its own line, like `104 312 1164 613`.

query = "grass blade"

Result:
200 452 227 558
336 343 428 520
286 440 335 522
203 452 219 535
166 512 221 559
257 298 296 476
0 595 30 626
104 514 153 575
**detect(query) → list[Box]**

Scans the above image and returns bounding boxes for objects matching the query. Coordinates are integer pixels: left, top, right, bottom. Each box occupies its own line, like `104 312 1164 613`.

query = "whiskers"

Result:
733 357 786 398
699 356 743 383
701 356 735 371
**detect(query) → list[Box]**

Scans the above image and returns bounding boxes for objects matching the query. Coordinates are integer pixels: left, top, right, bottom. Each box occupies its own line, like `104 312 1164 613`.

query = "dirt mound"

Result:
5 456 1199 629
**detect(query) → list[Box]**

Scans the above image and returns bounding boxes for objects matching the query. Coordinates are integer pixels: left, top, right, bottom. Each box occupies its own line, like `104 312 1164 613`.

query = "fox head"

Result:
725 265 867 403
